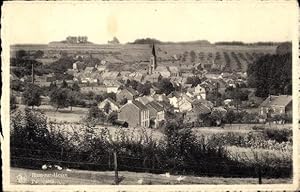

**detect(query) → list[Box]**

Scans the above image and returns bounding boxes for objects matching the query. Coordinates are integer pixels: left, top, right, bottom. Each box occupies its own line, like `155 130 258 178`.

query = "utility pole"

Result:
114 150 119 185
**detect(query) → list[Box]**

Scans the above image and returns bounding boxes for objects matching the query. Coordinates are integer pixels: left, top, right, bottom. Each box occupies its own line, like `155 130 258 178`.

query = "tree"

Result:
10 94 17 111
107 111 118 124
16 50 27 59
67 91 81 111
22 84 42 109
225 109 235 128
210 107 226 126
49 88 70 111
61 80 69 89
247 48 292 97
11 108 49 149
34 50 44 58
71 82 80 92
85 106 106 125
186 76 201 87
103 102 111 114
137 82 151 96
155 78 175 95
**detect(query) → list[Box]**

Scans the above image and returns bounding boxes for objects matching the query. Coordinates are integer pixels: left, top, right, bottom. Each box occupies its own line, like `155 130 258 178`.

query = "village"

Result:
11 37 293 129
9 36 293 184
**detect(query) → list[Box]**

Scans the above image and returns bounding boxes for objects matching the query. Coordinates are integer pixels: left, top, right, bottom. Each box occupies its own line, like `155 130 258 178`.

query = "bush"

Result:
263 128 292 143
10 113 292 178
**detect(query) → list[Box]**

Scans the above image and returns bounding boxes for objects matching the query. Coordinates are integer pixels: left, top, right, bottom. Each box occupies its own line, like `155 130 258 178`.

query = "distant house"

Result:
155 66 171 78
169 66 180 77
146 101 165 128
178 94 194 112
136 96 154 105
102 71 120 80
98 98 120 114
103 80 122 93
194 84 206 100
118 100 150 127
259 95 292 117
184 101 212 126
116 87 139 103
167 91 182 111
80 85 107 94
144 73 161 83
84 67 96 73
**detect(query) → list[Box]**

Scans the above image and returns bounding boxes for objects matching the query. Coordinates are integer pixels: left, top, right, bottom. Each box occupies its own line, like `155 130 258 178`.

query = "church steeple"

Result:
149 44 157 74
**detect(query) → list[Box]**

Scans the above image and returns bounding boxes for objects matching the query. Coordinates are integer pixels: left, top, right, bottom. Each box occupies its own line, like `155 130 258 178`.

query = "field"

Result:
11 43 277 72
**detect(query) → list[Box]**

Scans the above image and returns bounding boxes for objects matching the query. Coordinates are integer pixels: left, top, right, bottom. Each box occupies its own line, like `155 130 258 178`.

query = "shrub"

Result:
263 128 292 143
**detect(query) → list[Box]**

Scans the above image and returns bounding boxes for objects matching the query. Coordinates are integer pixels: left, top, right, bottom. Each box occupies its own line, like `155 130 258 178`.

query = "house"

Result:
102 71 120 80
194 84 206 100
129 72 144 82
143 73 161 83
98 98 120 114
184 101 212 126
146 101 165 128
116 87 139 103
155 66 171 78
259 95 292 117
153 94 168 102
167 91 182 111
103 80 122 93
118 100 150 127
178 94 194 112
169 66 180 77
84 67 96 74
136 96 154 105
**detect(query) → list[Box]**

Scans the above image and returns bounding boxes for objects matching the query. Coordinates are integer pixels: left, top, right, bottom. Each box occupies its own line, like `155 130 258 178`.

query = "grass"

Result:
10 167 291 185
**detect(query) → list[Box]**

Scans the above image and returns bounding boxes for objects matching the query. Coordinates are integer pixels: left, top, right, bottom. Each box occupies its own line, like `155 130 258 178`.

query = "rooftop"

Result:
260 95 292 107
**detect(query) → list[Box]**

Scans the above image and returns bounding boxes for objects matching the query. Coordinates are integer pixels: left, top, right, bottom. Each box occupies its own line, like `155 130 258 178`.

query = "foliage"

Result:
11 108 48 148
22 84 42 108
84 106 106 126
49 88 70 111
136 82 152 96
186 76 201 87
11 80 24 92
263 128 292 143
10 94 17 111
71 82 80 92
61 80 69 89
130 38 162 44
106 111 118 124
247 51 292 97
155 78 175 95
67 91 82 111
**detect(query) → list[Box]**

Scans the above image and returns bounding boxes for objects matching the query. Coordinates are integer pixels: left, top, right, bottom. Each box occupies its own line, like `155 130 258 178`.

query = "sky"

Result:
2 1 298 44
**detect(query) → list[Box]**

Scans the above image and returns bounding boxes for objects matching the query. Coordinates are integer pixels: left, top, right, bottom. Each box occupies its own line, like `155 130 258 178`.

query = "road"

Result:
10 167 291 185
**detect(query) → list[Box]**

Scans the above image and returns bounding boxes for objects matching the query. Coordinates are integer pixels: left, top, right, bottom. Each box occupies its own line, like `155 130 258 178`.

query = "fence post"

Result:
258 165 262 184
114 151 119 185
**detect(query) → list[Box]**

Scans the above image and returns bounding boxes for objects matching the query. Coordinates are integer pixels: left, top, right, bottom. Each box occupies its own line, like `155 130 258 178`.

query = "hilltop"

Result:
10 39 281 72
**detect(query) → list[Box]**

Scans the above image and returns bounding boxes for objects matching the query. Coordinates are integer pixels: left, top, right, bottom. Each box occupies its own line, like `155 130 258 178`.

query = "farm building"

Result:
98 98 120 114
146 101 165 128
118 100 150 127
259 95 292 116
116 87 139 103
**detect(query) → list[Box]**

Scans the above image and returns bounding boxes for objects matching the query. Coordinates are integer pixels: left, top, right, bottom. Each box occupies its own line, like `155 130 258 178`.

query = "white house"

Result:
98 98 120 114
194 84 206 100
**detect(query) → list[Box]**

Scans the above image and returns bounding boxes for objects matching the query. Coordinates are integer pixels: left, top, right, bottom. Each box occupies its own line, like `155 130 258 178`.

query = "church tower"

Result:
149 44 157 74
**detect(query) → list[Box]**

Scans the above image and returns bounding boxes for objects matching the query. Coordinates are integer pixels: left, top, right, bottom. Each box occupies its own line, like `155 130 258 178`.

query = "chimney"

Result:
269 95 272 102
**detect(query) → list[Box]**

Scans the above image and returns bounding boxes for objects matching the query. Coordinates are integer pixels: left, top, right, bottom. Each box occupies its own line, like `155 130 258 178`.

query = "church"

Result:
148 44 157 75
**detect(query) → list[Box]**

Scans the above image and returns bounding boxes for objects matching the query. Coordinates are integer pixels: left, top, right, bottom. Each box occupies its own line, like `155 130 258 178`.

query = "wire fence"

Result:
10 147 292 184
